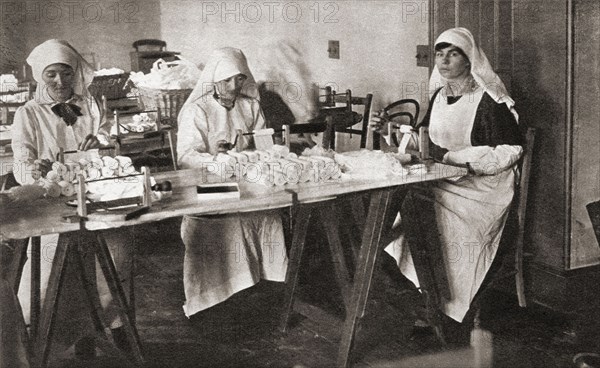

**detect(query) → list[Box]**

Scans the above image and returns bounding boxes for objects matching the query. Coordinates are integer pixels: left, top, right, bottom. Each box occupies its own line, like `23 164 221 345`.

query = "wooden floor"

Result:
46 218 598 368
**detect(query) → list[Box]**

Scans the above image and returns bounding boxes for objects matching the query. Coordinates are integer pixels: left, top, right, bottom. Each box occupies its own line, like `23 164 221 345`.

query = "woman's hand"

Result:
35 159 53 177
78 134 101 151
369 110 389 135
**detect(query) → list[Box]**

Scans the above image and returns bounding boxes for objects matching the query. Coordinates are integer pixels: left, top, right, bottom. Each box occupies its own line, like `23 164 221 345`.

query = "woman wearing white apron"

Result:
11 39 133 356
177 47 288 318
372 28 523 325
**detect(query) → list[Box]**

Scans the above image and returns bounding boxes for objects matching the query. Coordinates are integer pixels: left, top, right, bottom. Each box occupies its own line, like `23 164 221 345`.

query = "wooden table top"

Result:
0 163 467 239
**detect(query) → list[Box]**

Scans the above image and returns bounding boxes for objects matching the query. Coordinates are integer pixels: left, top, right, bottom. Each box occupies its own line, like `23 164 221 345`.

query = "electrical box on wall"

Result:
416 45 430 67
328 40 340 59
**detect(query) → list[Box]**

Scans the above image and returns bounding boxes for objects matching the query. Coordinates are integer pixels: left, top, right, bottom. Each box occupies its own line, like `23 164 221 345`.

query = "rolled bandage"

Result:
90 158 104 169
115 155 133 166
115 156 136 175
58 180 75 196
267 150 282 160
102 156 119 170
243 162 267 183
277 159 302 183
227 150 248 164
285 157 311 171
296 157 319 182
270 144 290 158
101 167 115 178
287 152 298 159
45 170 60 183
280 161 301 184
85 167 100 180
299 168 315 183
78 158 90 170
51 162 68 179
134 125 145 133
263 162 287 186
254 150 272 162
315 156 341 179
43 181 61 198
214 153 237 167
304 156 336 181
241 150 259 163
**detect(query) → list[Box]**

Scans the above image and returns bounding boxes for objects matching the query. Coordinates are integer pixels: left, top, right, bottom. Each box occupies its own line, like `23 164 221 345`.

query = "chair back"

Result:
475 126 536 313
317 88 373 150
132 39 167 52
373 99 420 150
513 127 536 307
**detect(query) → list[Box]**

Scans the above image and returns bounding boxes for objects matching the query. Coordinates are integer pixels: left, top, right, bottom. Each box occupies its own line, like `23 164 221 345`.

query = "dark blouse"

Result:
419 88 522 154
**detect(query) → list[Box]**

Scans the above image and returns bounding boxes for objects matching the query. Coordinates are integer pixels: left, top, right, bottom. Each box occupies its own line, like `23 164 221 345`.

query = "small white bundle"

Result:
35 155 141 197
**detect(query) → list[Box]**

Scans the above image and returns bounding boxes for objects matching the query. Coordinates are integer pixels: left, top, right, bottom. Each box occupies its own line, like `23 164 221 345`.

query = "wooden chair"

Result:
104 97 178 171
471 127 536 324
132 39 167 52
372 98 420 150
318 88 373 150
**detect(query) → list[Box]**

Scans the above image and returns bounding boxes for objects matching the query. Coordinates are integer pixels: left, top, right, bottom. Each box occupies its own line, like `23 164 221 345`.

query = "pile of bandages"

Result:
210 145 342 186
33 155 138 198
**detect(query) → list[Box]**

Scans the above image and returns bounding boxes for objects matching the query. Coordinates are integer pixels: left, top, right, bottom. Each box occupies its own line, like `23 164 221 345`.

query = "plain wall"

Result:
159 0 431 151
1 0 161 75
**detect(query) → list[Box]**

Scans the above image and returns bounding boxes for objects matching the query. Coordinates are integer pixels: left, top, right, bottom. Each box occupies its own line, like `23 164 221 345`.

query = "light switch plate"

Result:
416 45 430 67
328 40 340 59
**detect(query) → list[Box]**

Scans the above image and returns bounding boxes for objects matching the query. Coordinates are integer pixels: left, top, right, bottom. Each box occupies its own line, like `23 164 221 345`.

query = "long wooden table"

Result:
0 162 466 367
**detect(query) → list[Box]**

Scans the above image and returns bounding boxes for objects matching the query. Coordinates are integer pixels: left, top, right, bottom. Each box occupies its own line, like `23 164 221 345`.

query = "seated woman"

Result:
11 39 133 355
371 27 523 325
177 47 288 318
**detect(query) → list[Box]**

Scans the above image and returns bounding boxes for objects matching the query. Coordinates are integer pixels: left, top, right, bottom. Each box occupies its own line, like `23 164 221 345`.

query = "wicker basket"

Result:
89 73 130 101
136 86 192 125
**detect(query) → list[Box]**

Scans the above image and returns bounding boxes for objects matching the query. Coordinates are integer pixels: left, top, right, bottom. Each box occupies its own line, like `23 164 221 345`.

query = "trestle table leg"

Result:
280 205 312 332
94 233 144 365
336 188 397 368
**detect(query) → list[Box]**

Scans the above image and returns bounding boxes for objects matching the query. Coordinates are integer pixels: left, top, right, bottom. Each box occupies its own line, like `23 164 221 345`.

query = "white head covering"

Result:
26 39 94 103
186 47 259 104
429 27 518 121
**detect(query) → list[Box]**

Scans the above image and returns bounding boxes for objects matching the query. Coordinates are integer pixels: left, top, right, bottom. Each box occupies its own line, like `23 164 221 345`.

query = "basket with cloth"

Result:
129 58 200 127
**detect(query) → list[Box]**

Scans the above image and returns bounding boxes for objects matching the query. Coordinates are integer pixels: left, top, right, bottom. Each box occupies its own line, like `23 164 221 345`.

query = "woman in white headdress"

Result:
10 39 132 355
177 47 288 318
372 28 523 324
12 39 111 185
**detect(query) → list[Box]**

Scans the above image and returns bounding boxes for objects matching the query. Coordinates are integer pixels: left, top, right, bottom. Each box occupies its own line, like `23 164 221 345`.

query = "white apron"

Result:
181 211 287 317
385 88 519 322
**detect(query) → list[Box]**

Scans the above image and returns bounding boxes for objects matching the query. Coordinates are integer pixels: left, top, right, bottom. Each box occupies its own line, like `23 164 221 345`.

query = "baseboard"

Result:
528 261 600 313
